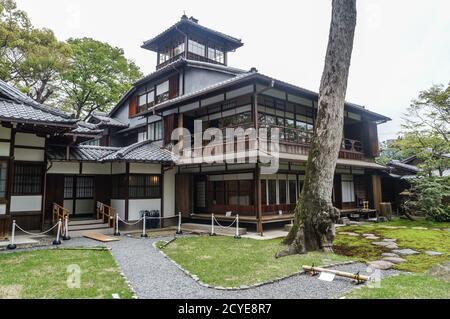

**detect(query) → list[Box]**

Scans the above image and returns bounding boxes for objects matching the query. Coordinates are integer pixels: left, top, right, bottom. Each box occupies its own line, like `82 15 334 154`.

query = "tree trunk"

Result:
278 0 357 257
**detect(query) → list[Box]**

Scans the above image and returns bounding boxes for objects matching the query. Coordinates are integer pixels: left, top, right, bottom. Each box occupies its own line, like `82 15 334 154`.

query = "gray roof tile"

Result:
101 140 177 163
47 145 120 161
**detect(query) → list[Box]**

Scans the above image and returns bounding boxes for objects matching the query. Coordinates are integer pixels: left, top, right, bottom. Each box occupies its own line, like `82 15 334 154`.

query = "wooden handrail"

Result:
52 203 70 236
96 202 116 228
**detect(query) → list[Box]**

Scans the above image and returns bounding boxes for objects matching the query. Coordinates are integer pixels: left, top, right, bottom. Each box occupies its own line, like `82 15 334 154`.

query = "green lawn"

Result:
344 273 450 299
158 235 350 287
334 222 450 272
0 248 133 299
382 218 450 229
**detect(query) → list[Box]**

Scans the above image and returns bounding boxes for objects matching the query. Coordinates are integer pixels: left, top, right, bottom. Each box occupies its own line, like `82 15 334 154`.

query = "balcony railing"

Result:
184 124 365 161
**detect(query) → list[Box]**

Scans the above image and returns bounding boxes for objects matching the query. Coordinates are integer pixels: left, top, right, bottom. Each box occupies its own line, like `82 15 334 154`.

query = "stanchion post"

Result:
114 213 121 236
234 214 241 239
63 215 71 241
53 219 62 246
210 213 216 236
7 220 17 250
176 212 182 235
141 214 148 238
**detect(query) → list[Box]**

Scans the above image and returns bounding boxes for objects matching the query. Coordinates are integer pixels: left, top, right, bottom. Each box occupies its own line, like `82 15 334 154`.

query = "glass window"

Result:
76 177 94 198
289 180 297 204
261 180 267 205
208 47 224 63
13 163 42 195
188 39 205 57
148 121 163 141
268 180 277 204
227 181 239 205
64 177 74 199
238 180 253 205
128 175 161 199
138 130 147 142
156 81 169 104
0 161 7 200
341 175 355 203
279 179 287 204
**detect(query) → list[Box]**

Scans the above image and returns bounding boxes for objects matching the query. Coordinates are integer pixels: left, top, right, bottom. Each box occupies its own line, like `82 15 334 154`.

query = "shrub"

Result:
412 177 450 221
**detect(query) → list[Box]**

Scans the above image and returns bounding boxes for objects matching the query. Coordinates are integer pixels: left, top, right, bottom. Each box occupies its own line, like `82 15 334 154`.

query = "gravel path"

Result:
62 236 397 299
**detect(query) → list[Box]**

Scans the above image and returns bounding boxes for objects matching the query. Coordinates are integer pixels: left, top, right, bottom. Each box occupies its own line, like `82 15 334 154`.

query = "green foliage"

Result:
412 176 450 221
0 0 70 104
376 139 414 165
61 38 142 119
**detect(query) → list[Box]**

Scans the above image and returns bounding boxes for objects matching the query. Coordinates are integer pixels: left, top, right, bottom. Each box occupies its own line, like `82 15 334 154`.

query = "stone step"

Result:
181 223 247 236
69 219 104 226
69 223 111 231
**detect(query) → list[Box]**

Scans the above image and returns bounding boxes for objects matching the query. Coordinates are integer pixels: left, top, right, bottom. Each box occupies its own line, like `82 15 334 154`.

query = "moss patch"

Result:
159 235 351 287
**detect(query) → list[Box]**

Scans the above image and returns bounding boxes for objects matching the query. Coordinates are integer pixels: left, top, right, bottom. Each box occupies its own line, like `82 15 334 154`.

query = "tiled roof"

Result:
101 140 177 163
140 70 391 122
142 17 243 51
47 145 120 162
90 111 128 128
0 80 76 125
388 160 421 173
69 122 104 135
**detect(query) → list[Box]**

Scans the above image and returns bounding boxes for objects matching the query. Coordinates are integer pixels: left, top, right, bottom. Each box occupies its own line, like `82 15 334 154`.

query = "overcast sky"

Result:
15 0 450 141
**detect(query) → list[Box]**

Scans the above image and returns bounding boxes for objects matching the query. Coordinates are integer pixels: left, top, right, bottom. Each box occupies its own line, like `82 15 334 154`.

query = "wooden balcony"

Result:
186 124 366 162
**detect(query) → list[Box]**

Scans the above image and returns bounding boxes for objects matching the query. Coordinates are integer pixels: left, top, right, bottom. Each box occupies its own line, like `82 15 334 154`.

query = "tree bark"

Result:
278 0 357 256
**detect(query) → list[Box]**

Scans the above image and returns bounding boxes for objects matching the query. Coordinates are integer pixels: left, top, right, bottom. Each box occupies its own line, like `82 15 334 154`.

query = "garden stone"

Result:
382 257 406 264
392 249 420 256
382 238 397 242
425 251 443 256
385 244 398 249
365 236 380 240
412 227 428 230
368 260 394 270
382 253 399 258
339 232 359 237
372 241 391 247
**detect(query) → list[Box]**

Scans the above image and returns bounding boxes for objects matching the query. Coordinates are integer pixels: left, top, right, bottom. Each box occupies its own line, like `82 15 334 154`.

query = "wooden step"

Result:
181 223 247 236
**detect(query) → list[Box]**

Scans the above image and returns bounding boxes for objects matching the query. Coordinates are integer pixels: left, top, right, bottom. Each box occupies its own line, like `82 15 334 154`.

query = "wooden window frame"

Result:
128 174 162 199
12 162 43 196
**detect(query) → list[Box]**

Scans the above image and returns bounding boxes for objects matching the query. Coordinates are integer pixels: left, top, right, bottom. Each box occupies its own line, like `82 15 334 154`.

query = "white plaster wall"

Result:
63 200 74 214
75 199 94 214
14 133 45 147
82 163 111 175
0 126 11 139
0 142 10 156
163 168 176 218
111 199 126 219
128 199 161 221
129 163 161 174
10 196 42 212
48 162 80 174
111 162 126 174
14 148 45 162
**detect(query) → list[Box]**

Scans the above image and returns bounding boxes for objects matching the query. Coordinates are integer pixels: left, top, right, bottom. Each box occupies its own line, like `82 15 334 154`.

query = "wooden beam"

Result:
255 165 263 236
371 174 382 213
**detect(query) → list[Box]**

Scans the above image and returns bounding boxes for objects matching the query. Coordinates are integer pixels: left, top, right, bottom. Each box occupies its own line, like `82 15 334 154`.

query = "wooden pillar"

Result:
178 113 184 156
125 162 130 222
255 165 263 236
371 174 382 213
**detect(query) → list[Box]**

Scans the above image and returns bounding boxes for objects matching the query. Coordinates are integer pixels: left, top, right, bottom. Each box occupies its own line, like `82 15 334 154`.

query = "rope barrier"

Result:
213 216 237 228
14 222 59 236
7 219 63 250
210 214 241 239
